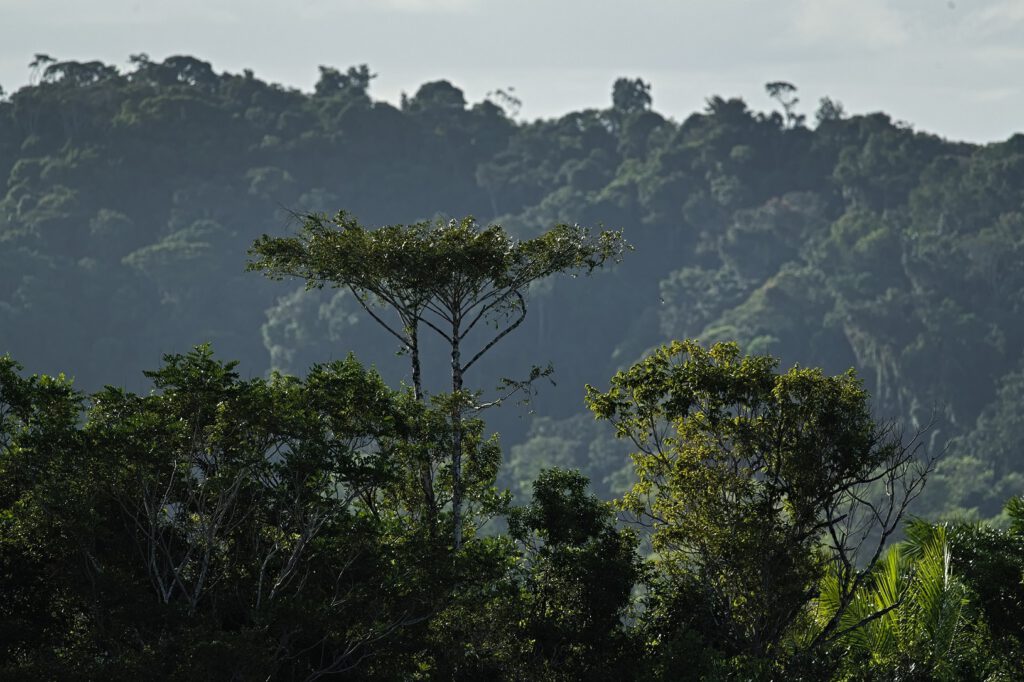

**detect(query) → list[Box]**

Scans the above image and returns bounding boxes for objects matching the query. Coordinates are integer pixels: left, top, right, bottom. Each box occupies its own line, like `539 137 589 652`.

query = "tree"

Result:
765 81 805 127
248 212 627 549
612 77 652 115
507 468 641 678
28 53 55 84
941 496 1024 668
815 97 846 125
485 87 522 119
0 355 86 677
585 340 934 671
404 80 466 112
1 346 465 679
314 64 375 100
41 60 119 87
817 522 984 680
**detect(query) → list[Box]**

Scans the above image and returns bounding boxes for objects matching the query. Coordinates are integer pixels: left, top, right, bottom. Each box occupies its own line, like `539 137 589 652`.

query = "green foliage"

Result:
4 60 1019 524
805 512 1024 681
247 212 627 387
814 524 978 680
248 211 626 306
1 339 1022 679
940 497 1024 669
587 340 930 670
506 468 642 680
4 54 1024 676
0 346 485 679
1 348 636 680
249 210 627 548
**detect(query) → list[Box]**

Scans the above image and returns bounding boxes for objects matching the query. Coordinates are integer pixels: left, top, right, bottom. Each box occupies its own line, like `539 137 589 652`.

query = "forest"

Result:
2 54 1024 678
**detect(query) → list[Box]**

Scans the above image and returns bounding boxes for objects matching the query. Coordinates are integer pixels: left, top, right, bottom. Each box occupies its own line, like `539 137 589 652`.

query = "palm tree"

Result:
810 522 970 680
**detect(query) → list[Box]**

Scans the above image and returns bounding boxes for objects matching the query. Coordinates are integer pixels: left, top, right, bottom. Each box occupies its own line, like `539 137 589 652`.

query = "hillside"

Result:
2 55 1023 519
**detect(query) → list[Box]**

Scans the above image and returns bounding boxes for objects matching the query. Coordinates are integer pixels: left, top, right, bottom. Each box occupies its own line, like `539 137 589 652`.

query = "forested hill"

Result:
2 55 1023 519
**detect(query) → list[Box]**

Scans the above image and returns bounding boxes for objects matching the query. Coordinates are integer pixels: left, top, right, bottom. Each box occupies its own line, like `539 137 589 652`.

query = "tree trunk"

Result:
451 318 463 551
410 323 423 402
409 324 438 536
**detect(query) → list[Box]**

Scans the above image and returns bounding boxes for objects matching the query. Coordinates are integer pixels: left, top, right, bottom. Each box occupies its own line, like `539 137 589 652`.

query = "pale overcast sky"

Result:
1 0 1022 143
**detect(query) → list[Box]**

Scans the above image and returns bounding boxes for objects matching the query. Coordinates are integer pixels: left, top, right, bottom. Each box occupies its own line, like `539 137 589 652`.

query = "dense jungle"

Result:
2 55 1024 679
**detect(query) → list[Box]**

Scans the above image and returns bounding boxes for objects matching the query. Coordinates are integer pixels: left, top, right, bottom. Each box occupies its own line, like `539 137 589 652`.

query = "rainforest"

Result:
2 55 1024 679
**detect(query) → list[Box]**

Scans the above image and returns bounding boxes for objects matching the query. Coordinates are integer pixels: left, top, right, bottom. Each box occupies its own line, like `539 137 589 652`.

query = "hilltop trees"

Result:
612 77 652 115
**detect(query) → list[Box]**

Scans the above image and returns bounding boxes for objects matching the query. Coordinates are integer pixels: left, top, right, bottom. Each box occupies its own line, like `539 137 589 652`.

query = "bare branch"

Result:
462 292 528 373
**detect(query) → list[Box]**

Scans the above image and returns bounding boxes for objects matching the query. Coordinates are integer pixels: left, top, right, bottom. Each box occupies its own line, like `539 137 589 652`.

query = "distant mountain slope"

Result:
2 56 1022 518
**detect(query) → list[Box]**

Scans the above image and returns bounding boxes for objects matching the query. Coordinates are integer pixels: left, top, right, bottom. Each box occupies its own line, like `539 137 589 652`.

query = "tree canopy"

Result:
587 340 933 672
249 212 626 547
0 53 1022 524
3 338 1018 679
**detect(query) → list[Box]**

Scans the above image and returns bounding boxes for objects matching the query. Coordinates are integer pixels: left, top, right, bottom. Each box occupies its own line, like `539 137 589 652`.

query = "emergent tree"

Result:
248 212 626 548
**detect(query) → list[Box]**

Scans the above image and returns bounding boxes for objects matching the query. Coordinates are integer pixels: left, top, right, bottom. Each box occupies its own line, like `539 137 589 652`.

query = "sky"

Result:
1 0 1022 143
